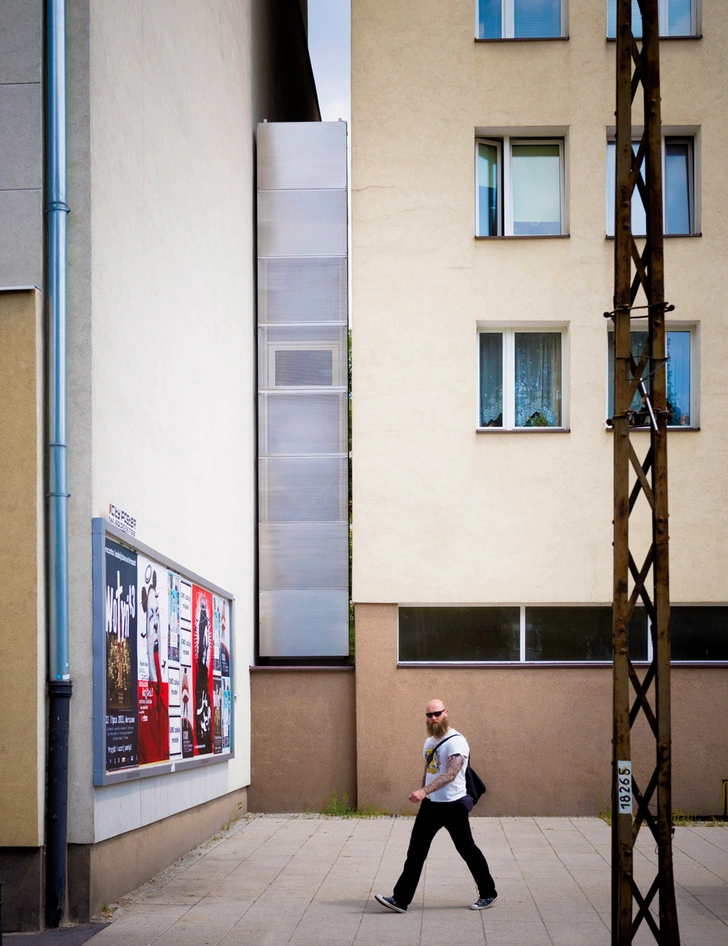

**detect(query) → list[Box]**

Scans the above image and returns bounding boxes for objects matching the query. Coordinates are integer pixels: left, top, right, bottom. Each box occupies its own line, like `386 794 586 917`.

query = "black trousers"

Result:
392 798 497 907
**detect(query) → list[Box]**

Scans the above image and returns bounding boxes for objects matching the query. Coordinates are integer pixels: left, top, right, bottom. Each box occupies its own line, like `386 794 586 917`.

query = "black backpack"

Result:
428 733 487 806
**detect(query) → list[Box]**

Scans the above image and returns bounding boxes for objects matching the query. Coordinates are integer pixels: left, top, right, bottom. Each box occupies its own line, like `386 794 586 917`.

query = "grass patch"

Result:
322 791 388 818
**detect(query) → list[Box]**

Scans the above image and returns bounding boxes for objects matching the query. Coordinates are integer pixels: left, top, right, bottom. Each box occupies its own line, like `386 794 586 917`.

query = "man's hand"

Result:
408 788 427 804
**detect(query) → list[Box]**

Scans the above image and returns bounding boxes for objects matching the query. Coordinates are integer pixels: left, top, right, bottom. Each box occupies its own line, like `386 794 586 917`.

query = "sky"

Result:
307 0 351 123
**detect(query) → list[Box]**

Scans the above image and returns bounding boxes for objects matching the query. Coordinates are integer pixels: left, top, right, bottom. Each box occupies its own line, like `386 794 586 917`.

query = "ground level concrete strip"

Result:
90 816 727 946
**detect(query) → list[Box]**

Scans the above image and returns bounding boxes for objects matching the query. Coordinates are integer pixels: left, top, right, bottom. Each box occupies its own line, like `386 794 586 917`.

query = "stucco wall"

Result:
0 0 43 287
249 668 357 813
355 605 728 817
351 1 728 607
64 0 260 845
0 290 45 847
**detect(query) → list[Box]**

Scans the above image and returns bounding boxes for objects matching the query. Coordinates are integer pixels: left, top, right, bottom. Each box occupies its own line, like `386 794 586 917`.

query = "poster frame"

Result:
92 517 235 786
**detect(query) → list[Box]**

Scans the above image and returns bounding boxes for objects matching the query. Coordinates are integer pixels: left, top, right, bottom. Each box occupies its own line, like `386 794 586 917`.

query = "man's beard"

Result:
427 717 449 738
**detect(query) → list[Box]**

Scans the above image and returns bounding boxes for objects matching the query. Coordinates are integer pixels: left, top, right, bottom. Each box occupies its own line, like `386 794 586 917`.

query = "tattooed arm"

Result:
408 754 464 804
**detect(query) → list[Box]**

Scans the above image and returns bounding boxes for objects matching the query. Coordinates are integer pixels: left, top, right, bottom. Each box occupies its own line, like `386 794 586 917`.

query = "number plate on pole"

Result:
617 760 633 815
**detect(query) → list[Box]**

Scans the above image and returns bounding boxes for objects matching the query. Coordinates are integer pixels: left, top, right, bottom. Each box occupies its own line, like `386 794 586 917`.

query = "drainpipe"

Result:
45 0 72 928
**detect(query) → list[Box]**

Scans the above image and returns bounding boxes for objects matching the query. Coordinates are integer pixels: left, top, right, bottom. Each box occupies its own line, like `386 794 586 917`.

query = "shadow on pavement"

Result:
5 923 107 945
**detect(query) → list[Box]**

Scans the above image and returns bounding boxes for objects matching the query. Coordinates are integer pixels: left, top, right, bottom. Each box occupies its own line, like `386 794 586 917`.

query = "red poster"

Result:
137 557 169 765
192 586 214 755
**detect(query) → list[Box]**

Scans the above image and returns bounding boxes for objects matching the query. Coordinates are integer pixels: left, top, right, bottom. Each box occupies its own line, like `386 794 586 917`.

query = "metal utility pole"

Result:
610 1 680 944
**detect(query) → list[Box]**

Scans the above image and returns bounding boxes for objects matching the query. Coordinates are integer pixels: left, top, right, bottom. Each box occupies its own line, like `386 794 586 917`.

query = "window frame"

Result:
606 0 700 39
476 0 566 40
476 136 566 237
605 322 700 430
267 340 344 389
606 132 699 237
477 323 569 432
397 602 728 666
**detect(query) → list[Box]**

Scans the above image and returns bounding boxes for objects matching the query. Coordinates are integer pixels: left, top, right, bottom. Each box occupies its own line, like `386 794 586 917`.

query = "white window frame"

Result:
477 323 569 431
606 0 699 39
476 0 566 39
605 322 699 429
606 132 699 236
476 136 566 237
267 340 343 388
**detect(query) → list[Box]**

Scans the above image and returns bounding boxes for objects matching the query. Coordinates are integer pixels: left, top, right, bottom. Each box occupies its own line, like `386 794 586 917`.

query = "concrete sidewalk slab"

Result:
54 816 728 945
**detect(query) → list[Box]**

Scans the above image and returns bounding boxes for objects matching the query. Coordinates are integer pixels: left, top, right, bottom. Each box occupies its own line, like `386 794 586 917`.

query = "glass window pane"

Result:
606 141 616 236
514 0 560 38
478 0 502 38
665 140 691 235
607 0 643 39
399 607 520 661
606 141 647 236
275 350 333 386
526 607 647 661
477 143 499 236
631 142 647 236
671 607 728 661
479 333 503 427
511 144 562 235
514 332 561 427
608 330 692 427
666 330 691 426
667 0 692 36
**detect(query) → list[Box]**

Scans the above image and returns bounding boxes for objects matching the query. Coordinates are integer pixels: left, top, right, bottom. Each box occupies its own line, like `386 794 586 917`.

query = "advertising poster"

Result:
192 586 214 755
96 521 233 784
179 579 194 758
168 572 180 662
137 556 170 765
105 540 139 770
222 677 231 750
220 599 231 677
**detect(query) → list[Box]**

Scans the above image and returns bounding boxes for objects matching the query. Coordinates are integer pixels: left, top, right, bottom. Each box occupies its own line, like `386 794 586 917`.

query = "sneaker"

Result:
375 894 407 914
470 894 498 910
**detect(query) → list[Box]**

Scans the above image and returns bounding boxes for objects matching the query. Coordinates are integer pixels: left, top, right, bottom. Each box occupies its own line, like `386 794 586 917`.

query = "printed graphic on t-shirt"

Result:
427 749 440 776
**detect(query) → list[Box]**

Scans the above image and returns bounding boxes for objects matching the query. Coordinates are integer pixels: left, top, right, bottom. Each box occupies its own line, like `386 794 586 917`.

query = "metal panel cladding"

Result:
257 122 349 658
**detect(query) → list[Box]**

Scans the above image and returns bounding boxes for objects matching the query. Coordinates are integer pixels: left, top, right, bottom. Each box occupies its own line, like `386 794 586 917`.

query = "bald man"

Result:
374 699 497 913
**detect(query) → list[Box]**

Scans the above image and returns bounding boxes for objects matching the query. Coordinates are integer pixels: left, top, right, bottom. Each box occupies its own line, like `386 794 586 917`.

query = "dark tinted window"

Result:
671 607 728 661
399 607 520 661
526 607 647 661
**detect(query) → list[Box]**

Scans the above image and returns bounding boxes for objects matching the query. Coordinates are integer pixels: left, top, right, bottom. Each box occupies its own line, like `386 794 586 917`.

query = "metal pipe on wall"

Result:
45 0 72 928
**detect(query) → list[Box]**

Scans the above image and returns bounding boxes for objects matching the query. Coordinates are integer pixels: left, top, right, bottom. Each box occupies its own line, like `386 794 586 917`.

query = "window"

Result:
399 605 728 663
398 606 648 663
606 136 696 236
607 0 698 39
479 327 566 429
477 137 565 236
477 0 563 39
607 326 697 428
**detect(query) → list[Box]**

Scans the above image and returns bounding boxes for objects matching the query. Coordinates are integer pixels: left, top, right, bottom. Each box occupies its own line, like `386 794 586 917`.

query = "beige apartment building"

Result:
351 1 728 816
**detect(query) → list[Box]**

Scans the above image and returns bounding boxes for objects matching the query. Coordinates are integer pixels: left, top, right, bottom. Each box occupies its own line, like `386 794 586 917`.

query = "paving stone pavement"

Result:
88 815 727 946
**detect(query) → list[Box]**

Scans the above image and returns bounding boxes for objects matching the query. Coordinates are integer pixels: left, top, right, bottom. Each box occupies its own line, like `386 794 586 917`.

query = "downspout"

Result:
45 0 72 928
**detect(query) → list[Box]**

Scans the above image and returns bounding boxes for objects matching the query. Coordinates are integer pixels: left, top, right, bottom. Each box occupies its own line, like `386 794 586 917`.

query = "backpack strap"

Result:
425 733 458 763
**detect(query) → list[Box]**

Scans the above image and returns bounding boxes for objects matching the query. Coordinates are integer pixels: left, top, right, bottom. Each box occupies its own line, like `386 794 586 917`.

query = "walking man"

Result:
375 698 498 913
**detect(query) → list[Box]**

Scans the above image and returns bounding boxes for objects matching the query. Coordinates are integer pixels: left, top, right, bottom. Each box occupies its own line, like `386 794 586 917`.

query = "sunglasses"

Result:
426 710 446 719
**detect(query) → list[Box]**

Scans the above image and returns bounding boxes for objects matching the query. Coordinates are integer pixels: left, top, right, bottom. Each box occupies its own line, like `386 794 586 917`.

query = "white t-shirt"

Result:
423 729 469 802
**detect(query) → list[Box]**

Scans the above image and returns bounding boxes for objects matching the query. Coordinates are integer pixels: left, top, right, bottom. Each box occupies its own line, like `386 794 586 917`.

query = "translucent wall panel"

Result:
258 258 347 323
259 591 350 657
257 122 349 658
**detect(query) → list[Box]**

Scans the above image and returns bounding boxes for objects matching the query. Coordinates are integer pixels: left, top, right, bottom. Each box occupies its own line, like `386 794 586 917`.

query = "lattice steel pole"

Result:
611 1 680 944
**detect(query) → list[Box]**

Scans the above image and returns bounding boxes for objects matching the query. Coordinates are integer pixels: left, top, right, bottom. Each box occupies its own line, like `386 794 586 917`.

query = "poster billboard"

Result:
93 519 235 785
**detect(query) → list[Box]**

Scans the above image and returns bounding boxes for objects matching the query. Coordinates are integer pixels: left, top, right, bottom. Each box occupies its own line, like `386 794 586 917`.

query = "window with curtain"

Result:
606 0 696 38
478 0 563 39
606 136 695 236
480 328 564 429
477 137 564 236
607 327 695 427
